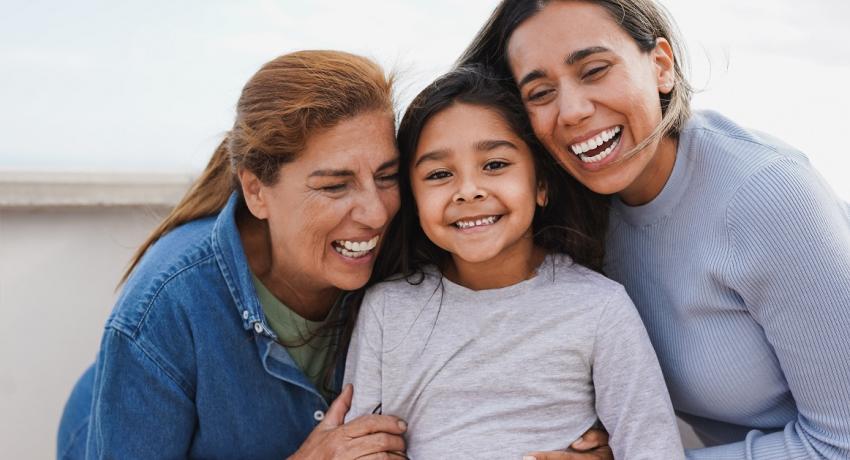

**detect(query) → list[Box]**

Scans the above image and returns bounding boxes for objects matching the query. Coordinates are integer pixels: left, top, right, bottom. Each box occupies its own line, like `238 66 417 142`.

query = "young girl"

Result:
343 66 683 459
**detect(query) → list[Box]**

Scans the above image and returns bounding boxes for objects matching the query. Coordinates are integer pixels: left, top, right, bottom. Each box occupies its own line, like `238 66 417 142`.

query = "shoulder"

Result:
108 215 223 336
538 254 635 318
97 215 228 399
362 269 443 314
544 253 628 297
541 255 643 336
681 110 812 181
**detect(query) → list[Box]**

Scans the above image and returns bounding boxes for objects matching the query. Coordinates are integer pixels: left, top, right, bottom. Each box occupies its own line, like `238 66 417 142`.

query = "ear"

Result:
238 168 270 220
536 180 548 207
653 37 676 95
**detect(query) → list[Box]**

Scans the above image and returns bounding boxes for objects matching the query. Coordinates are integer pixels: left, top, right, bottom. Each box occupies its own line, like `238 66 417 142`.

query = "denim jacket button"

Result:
313 410 325 422
242 310 249 320
253 322 263 334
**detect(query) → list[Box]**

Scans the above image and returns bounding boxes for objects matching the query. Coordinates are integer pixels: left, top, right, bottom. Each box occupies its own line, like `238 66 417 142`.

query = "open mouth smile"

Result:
569 126 622 164
453 215 501 230
332 236 379 259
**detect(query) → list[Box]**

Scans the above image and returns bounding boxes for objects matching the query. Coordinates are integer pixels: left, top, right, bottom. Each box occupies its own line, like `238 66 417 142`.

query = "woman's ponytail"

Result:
119 136 235 284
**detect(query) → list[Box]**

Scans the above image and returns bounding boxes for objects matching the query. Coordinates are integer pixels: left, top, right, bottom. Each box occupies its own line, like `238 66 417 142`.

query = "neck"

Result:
444 238 546 291
619 135 678 206
259 270 339 321
237 208 338 321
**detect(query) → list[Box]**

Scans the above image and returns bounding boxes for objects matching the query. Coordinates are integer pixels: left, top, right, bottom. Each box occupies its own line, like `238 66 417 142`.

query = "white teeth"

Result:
334 246 369 258
335 236 379 256
579 136 619 164
569 126 621 156
455 216 498 229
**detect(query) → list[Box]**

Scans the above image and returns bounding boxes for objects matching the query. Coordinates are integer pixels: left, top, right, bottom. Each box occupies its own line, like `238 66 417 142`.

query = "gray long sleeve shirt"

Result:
344 254 683 459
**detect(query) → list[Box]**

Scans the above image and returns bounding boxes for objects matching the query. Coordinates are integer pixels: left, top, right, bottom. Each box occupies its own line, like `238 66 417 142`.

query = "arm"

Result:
592 287 685 460
688 159 850 459
343 289 386 423
86 327 196 459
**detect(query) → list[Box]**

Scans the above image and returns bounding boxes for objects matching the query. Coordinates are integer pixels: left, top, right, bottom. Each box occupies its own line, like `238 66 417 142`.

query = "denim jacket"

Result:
58 193 343 459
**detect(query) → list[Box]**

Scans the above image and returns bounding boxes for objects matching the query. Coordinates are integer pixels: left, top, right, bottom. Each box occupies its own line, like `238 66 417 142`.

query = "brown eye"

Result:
483 160 510 171
527 88 554 102
425 170 452 181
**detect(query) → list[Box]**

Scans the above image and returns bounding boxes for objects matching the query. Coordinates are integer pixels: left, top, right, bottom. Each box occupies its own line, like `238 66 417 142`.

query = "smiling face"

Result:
507 1 677 205
411 102 546 283
241 110 400 307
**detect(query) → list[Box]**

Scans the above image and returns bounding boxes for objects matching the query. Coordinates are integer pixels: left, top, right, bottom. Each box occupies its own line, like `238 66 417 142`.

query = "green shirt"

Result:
251 274 336 400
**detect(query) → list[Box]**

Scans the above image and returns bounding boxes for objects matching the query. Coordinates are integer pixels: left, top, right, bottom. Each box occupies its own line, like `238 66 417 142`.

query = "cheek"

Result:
301 213 331 256
382 187 401 220
528 110 558 149
412 189 444 232
297 199 346 255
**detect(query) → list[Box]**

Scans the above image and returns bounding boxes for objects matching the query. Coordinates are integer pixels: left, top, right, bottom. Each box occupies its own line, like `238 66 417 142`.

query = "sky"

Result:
1 0 849 199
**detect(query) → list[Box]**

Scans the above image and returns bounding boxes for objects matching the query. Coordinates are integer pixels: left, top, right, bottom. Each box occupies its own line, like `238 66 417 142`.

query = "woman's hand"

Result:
289 384 408 460
522 428 612 460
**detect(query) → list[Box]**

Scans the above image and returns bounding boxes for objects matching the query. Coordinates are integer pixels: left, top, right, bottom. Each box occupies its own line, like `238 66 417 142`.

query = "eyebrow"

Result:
308 158 399 178
414 149 449 168
414 140 516 168
475 139 517 152
566 46 610 65
516 46 612 89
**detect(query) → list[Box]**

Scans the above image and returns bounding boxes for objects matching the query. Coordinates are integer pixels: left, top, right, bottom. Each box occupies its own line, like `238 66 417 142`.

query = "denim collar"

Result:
211 192 274 337
209 192 347 401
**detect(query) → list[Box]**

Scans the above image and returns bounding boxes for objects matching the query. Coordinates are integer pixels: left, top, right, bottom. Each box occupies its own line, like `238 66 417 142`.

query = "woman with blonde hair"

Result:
57 50 408 459
460 0 850 458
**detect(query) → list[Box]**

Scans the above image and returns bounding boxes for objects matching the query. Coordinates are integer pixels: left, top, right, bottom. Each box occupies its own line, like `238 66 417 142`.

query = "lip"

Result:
565 125 622 147
331 248 376 265
333 234 380 243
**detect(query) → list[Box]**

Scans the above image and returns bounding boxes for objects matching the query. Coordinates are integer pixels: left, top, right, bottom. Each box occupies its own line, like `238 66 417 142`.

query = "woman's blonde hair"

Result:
121 50 394 283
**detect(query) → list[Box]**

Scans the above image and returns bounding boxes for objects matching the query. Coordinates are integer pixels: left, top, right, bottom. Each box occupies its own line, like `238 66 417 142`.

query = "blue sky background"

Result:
2 0 848 198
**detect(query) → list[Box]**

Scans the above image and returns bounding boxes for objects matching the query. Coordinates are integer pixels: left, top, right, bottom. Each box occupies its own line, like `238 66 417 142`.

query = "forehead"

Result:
416 103 516 152
507 1 632 72
295 110 397 170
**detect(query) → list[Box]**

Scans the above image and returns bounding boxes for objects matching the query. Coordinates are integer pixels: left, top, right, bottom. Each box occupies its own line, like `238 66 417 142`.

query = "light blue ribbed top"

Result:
605 110 850 459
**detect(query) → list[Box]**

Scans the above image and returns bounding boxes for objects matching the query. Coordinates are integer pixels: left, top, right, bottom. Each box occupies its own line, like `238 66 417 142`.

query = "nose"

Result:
351 185 391 229
556 86 594 127
452 176 487 204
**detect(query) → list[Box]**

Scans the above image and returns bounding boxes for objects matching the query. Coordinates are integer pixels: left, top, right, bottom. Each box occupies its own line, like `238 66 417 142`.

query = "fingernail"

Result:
398 420 407 431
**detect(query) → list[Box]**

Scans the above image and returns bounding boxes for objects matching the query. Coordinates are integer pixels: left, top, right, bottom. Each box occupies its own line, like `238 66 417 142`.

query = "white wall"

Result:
0 173 189 459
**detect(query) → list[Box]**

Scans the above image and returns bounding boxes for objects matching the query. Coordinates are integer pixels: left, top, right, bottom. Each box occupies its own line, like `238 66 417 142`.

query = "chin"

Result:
574 172 633 197
454 251 500 265
331 271 372 292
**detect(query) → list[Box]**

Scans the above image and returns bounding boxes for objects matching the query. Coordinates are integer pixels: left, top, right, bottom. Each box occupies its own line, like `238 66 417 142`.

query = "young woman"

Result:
460 1 850 458
57 50 408 459
343 66 683 459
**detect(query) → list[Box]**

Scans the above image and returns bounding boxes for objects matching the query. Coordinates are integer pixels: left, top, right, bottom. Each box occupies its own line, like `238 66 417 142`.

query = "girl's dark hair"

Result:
382 65 608 280
457 0 692 143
